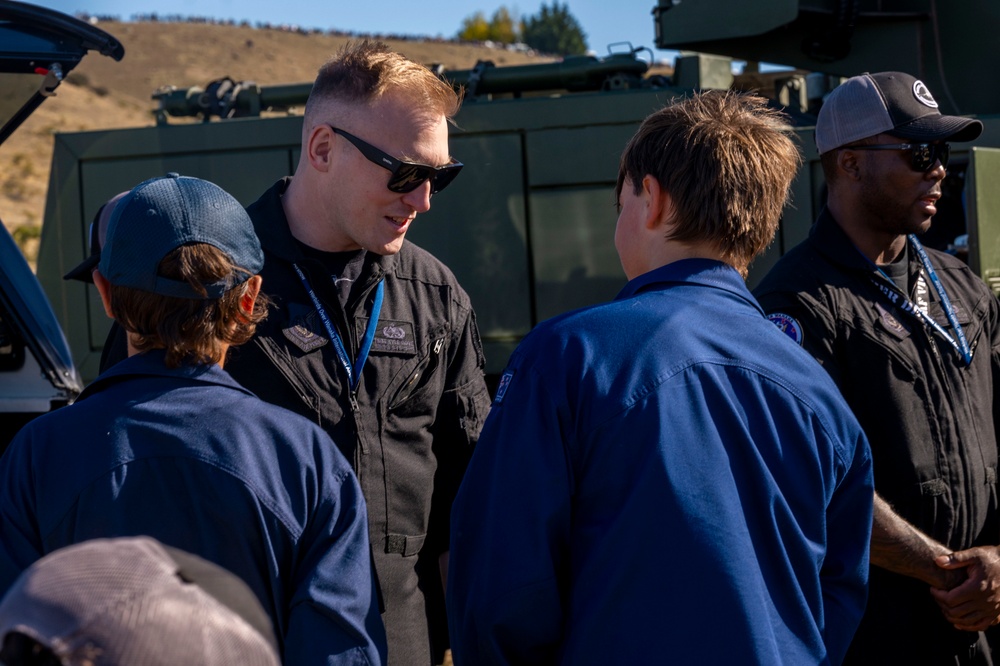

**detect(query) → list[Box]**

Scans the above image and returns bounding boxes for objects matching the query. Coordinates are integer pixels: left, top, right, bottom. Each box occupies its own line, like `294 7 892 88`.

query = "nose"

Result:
926 160 946 180
400 179 433 213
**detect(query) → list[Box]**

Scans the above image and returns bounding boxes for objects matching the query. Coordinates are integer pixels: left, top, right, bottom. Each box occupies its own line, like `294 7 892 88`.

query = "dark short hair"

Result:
616 91 802 270
110 243 268 368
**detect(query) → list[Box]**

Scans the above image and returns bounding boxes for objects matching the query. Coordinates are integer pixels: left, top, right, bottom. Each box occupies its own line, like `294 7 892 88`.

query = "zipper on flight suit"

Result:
343 266 386 465
388 336 446 409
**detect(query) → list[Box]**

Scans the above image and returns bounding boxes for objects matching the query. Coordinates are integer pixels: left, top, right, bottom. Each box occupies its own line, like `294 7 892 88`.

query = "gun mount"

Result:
153 49 669 124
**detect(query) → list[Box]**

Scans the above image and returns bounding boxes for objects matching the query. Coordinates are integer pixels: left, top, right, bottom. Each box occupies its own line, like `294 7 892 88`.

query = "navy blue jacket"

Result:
0 352 386 665
448 259 873 665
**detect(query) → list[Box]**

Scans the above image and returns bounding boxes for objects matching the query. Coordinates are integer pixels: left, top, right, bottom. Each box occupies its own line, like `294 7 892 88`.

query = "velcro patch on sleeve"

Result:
494 369 515 404
766 312 804 346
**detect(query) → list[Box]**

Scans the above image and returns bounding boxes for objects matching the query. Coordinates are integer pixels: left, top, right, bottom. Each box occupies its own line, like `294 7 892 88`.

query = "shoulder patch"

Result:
494 369 515 405
766 312 804 346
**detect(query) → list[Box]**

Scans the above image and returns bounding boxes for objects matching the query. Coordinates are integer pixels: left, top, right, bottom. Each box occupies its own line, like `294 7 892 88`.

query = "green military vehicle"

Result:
17 0 1000 404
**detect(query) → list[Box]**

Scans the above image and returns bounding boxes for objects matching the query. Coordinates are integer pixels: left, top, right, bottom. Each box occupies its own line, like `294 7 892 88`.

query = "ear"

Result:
641 175 674 230
92 270 116 320
240 275 263 319
306 124 335 173
836 148 862 181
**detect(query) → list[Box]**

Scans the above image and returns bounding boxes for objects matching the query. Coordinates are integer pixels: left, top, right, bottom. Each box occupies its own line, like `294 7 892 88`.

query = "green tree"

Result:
458 11 491 42
522 2 587 55
488 7 519 44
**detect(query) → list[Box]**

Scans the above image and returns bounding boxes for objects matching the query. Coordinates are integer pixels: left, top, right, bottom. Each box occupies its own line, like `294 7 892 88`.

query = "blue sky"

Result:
34 0 676 63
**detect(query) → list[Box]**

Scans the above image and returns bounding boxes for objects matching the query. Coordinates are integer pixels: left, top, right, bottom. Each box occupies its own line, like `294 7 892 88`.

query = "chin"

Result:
373 239 406 256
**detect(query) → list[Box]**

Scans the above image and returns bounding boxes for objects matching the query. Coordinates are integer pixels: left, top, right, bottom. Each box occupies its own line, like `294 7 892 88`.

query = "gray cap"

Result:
98 173 264 299
0 537 280 666
815 71 983 154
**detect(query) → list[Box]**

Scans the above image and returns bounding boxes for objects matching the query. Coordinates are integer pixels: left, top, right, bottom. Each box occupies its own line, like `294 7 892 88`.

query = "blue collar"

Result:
616 258 759 311
80 350 256 402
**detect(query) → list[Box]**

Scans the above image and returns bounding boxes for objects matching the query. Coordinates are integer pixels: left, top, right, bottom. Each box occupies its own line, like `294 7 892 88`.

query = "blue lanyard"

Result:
293 263 384 392
865 235 972 366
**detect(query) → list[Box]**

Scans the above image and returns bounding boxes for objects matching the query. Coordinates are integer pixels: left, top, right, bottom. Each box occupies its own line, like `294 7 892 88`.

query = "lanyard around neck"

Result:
293 263 385 392
864 235 972 366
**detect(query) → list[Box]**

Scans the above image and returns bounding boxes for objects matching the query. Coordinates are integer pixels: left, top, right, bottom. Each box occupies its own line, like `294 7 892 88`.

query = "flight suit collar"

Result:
79 350 256 402
617 258 762 314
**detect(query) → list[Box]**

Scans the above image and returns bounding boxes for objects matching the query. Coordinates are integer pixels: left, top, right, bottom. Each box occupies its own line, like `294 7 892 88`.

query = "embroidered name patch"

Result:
361 319 417 355
766 313 804 346
494 369 515 404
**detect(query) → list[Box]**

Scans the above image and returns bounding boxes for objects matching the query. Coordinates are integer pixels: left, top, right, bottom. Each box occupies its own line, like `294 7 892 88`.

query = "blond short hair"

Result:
304 40 461 123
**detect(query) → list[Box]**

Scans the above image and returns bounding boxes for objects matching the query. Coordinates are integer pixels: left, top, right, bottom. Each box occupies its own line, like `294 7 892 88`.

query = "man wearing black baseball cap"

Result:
756 72 1000 664
0 174 387 665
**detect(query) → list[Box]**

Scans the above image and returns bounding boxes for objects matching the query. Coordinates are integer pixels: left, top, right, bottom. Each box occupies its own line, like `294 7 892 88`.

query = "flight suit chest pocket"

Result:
874 302 912 341
929 297 978 339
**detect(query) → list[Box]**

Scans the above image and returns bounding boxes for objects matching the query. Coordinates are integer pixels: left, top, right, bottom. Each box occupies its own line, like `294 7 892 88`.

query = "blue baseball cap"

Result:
98 173 263 299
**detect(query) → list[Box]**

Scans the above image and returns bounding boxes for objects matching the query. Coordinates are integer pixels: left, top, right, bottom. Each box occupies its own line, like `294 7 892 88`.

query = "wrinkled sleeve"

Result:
447 356 572 666
820 426 874 665
426 306 492 558
0 430 44 595
285 448 388 666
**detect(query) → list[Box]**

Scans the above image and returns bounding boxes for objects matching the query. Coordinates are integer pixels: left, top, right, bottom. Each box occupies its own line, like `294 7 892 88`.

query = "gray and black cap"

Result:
815 71 983 154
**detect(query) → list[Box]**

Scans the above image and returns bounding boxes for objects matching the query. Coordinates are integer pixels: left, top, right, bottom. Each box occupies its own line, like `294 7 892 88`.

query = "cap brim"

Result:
62 254 100 283
890 114 984 143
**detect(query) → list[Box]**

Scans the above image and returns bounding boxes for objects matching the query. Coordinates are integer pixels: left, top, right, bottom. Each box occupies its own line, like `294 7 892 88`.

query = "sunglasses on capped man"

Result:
330 126 463 194
841 142 950 173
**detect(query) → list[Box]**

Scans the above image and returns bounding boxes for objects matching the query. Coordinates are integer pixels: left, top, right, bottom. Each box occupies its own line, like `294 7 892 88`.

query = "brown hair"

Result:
304 39 461 123
616 91 802 269
110 243 268 368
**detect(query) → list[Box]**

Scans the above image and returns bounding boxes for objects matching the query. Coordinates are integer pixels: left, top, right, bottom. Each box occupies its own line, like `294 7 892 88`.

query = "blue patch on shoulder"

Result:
494 370 515 404
766 312 804 346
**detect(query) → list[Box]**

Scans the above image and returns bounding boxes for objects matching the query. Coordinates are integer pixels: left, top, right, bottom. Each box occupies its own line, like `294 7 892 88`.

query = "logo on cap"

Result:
913 80 938 109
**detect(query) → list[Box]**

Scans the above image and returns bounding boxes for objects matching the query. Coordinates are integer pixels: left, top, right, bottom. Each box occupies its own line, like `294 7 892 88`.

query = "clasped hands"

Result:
930 545 1000 632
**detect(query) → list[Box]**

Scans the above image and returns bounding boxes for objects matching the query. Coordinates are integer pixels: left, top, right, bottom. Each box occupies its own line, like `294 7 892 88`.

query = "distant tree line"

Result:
74 12 523 50
457 2 587 56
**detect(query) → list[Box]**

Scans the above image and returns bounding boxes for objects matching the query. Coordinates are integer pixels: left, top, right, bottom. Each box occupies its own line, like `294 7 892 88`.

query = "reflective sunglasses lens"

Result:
430 164 463 194
387 163 435 193
937 143 950 169
912 143 949 172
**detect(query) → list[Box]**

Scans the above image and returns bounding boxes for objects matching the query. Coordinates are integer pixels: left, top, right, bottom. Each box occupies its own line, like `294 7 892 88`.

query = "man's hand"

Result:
870 493 964 589
931 546 1000 632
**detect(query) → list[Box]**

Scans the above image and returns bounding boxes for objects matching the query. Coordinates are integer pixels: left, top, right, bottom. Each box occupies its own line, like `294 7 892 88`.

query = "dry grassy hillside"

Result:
0 20 556 256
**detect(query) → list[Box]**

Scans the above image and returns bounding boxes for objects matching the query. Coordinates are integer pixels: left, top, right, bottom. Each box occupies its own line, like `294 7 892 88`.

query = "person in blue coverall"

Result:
0 174 387 665
447 91 875 665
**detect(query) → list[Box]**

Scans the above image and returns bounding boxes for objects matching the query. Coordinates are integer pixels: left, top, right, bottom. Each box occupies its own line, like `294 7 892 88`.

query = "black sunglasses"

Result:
842 142 950 173
329 126 463 194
